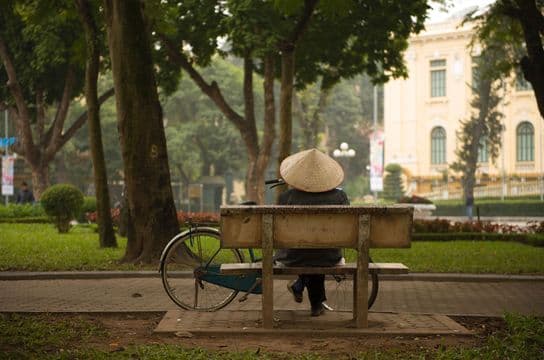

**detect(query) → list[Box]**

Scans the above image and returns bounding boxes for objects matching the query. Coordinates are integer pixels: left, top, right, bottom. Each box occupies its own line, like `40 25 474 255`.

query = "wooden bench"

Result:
219 205 413 329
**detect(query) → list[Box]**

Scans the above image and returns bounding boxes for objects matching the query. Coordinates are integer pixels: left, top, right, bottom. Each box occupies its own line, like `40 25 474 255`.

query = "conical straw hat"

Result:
280 149 344 192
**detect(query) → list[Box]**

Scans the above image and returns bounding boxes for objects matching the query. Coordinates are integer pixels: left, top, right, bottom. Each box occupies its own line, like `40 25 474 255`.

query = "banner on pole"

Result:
369 130 385 192
1 137 17 147
2 155 15 196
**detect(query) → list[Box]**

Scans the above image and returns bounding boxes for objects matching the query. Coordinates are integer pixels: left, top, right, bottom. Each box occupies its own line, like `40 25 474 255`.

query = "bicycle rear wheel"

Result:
160 227 243 311
324 256 379 311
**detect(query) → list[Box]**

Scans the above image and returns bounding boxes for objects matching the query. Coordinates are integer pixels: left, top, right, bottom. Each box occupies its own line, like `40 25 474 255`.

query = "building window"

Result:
516 121 534 161
471 57 480 93
515 68 532 91
478 136 488 163
431 126 447 164
430 59 447 97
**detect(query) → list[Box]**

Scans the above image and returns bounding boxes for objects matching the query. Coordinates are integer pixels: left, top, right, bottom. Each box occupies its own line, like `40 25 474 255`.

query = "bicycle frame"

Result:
167 223 263 294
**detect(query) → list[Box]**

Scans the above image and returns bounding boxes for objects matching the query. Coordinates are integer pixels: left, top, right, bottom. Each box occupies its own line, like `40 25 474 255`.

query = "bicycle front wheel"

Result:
160 227 243 311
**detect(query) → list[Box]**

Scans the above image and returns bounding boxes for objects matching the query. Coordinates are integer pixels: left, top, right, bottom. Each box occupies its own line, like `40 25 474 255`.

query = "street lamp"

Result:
333 142 356 159
333 143 355 185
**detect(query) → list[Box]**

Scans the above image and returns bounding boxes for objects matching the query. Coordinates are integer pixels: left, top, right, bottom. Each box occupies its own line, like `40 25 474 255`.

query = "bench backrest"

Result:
220 205 413 249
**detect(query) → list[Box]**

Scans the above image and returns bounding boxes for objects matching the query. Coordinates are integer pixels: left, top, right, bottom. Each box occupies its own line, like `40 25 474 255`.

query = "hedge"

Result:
0 204 46 219
434 200 544 217
0 216 51 224
413 232 544 246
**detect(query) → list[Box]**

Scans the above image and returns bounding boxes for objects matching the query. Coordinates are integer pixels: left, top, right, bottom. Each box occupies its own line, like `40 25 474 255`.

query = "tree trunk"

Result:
255 54 276 203
54 154 69 184
295 84 331 149
244 151 259 203
276 49 295 197
30 162 49 199
463 79 492 207
311 85 331 146
515 0 544 119
241 57 262 203
104 0 181 263
77 0 117 248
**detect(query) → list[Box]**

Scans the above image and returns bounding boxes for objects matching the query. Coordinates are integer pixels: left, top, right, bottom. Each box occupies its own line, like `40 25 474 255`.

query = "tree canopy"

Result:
466 0 544 119
151 0 429 202
0 0 113 197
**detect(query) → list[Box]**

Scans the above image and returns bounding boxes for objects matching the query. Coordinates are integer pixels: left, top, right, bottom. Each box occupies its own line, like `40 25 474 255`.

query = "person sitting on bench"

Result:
274 148 349 317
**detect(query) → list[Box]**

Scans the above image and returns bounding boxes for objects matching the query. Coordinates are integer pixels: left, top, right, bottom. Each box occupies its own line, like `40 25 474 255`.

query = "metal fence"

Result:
421 179 544 200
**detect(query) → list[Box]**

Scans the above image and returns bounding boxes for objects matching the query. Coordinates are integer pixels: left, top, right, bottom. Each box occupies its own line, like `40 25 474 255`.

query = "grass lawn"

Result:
369 241 544 274
1 223 544 273
0 223 141 271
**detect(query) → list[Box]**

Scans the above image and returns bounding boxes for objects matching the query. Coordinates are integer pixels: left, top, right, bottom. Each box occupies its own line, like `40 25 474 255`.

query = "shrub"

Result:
434 199 544 216
85 208 120 226
78 197 97 222
40 184 84 233
344 176 370 201
397 195 433 204
412 218 541 234
177 211 219 224
382 163 405 201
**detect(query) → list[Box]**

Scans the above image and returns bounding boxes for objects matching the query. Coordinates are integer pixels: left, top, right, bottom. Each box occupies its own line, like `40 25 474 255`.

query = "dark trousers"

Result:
292 274 326 307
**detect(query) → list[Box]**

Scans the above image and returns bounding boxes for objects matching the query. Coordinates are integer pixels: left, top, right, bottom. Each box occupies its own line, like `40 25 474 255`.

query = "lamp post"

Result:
4 110 9 205
333 143 355 183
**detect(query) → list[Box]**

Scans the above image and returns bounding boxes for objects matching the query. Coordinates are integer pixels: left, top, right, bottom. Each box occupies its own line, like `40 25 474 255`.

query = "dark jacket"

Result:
16 189 35 204
273 188 349 267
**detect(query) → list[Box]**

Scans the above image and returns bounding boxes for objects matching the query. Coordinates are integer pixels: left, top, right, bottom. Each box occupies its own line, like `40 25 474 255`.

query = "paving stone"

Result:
1 278 543 317
155 310 472 336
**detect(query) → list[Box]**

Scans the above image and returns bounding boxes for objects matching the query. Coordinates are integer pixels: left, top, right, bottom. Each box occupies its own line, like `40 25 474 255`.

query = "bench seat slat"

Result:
220 262 408 275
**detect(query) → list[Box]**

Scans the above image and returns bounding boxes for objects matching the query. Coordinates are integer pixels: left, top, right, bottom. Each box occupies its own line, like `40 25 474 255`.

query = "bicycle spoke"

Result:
160 228 242 311
194 278 199 308
196 235 203 266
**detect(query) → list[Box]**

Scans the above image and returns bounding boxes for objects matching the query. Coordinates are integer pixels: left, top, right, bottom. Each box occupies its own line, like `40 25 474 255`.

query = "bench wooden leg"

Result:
262 214 274 329
352 272 358 322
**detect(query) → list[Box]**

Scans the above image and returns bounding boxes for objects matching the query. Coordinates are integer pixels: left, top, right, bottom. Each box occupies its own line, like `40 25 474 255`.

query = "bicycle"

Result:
159 180 379 312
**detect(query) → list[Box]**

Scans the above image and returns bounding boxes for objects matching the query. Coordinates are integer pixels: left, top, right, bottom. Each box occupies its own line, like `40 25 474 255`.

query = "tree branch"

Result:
158 34 246 131
281 0 318 50
0 34 35 151
259 53 276 160
499 1 523 20
36 88 46 143
54 87 115 152
46 66 76 158
243 56 258 151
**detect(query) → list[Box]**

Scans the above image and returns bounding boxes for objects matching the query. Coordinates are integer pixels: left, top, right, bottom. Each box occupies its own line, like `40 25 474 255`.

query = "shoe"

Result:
287 280 303 303
311 303 325 317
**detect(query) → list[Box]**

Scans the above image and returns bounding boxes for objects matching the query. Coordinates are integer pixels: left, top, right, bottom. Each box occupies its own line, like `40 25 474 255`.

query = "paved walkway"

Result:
1 276 543 317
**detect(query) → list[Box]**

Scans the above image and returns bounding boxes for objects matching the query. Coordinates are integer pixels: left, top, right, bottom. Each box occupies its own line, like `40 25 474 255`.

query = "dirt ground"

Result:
38 312 506 356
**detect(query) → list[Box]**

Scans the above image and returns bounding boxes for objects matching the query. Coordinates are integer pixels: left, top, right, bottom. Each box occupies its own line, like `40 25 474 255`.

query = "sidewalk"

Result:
1 275 543 317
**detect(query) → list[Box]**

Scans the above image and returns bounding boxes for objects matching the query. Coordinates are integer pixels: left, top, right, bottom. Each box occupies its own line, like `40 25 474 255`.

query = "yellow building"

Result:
384 18 543 199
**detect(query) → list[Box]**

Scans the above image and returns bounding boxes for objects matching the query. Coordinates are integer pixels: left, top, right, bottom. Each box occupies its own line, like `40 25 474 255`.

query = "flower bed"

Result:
413 218 544 234
85 210 219 226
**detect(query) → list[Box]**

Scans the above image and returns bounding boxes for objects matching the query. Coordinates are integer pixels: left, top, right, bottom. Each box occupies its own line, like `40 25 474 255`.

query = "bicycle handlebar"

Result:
264 178 284 185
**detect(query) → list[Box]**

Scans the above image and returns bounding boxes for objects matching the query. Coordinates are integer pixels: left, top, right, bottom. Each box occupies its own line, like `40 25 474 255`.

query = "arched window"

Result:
516 122 534 162
478 136 488 163
431 127 447 164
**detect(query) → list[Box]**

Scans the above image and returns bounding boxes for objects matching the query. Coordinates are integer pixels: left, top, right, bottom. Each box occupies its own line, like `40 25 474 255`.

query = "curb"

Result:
1 271 544 282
